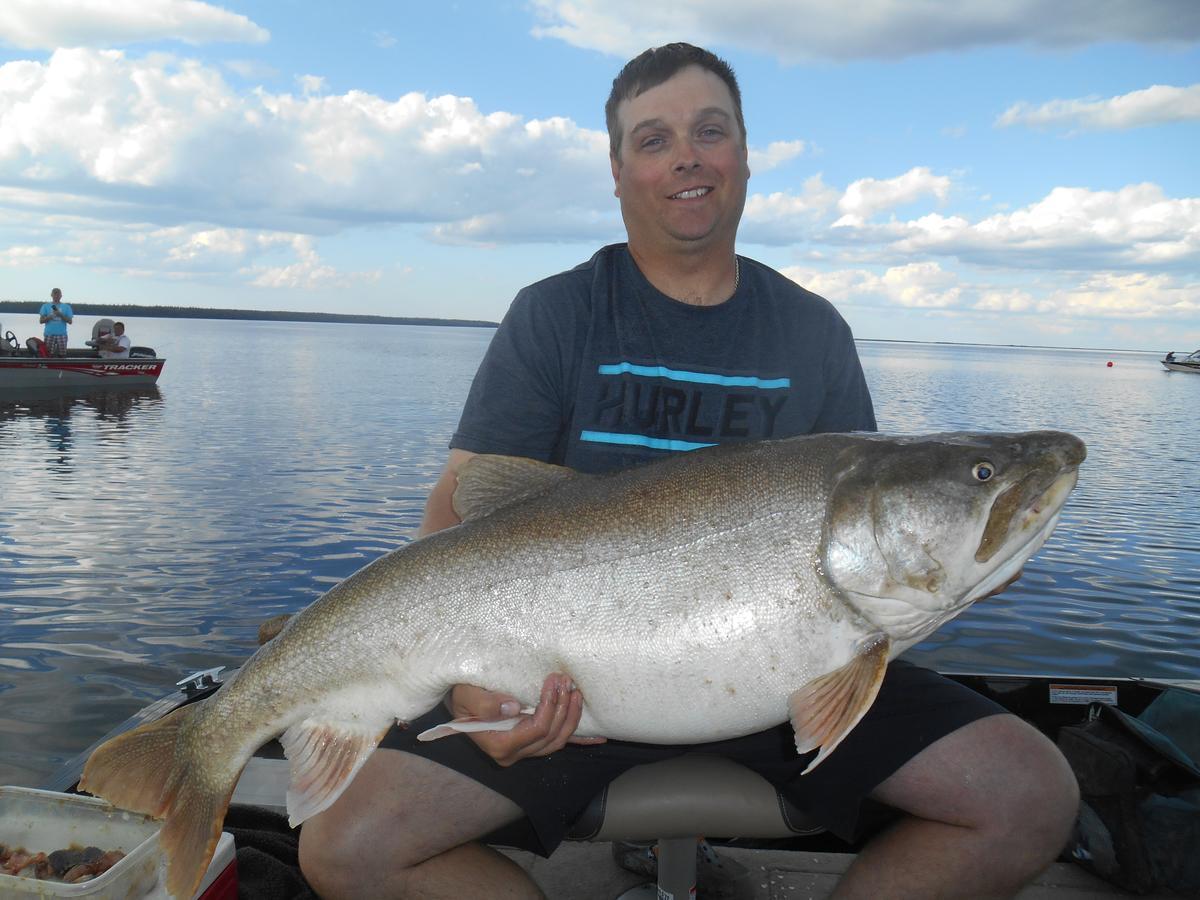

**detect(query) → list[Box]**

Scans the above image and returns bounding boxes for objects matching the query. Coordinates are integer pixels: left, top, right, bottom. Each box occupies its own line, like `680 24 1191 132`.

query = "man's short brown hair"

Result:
605 42 746 159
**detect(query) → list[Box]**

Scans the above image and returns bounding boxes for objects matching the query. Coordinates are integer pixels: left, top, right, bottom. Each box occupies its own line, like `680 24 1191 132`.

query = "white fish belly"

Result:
417 527 865 744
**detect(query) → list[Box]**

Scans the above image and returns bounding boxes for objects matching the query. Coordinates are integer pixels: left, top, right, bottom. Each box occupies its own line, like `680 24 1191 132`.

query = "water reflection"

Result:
0 384 163 423
1 387 162 478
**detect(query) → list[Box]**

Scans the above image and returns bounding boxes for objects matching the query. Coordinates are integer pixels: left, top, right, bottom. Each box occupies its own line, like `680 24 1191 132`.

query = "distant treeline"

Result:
0 301 497 329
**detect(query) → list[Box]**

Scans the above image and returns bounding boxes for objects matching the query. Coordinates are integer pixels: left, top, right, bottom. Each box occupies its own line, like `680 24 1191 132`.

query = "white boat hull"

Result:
0 354 165 388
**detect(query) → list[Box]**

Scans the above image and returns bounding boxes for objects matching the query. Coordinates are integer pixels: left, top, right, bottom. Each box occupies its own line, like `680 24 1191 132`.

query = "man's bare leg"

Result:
299 746 544 900
832 714 1079 900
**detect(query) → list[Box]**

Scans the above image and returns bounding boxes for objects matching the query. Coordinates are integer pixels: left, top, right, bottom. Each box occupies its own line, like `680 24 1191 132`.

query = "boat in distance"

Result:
1161 349 1200 373
0 321 164 389
0 353 165 388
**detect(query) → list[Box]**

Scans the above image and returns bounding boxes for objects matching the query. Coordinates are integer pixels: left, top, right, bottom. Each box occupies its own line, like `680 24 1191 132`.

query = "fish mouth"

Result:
669 186 712 200
975 467 1078 564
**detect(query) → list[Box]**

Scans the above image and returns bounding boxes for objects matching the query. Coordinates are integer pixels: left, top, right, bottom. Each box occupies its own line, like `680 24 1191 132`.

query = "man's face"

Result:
610 65 749 255
51 290 60 302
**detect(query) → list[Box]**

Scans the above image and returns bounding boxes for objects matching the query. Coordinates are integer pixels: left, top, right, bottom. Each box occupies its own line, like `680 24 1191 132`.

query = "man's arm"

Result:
417 449 477 538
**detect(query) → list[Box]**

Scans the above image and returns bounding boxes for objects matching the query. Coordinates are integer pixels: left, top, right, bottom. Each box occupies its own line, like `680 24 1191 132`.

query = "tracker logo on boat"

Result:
98 363 159 371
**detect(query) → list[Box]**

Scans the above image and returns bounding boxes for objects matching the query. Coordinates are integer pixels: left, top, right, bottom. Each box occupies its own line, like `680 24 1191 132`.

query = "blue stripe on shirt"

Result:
597 362 789 390
579 430 717 452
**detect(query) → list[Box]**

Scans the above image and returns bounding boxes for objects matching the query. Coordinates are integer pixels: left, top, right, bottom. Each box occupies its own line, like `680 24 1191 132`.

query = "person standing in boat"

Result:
98 322 131 359
38 288 74 357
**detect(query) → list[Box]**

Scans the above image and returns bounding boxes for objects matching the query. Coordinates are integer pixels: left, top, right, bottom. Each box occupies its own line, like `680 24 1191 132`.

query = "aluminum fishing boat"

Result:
0 320 164 389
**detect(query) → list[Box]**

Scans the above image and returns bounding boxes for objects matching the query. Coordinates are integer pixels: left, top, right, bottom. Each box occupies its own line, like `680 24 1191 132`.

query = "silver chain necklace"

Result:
733 256 740 292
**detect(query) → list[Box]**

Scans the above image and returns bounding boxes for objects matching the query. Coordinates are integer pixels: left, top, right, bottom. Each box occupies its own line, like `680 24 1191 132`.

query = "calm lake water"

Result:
1 318 1197 787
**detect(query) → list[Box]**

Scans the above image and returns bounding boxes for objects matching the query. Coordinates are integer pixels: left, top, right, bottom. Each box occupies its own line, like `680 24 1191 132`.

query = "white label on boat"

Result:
1049 684 1119 705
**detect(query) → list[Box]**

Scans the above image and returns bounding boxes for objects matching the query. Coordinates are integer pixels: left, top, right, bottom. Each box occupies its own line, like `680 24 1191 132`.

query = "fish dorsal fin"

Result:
453 454 576 522
789 634 890 774
278 717 392 827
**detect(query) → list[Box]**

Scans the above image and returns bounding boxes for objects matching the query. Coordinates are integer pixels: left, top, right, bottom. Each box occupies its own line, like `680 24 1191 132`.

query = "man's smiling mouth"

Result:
670 187 712 200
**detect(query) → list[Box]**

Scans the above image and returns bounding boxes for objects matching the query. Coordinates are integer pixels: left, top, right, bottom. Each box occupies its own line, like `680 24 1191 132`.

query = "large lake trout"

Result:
81 430 1085 898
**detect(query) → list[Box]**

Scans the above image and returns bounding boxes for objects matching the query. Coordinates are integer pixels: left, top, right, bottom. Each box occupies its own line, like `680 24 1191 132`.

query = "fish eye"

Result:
972 461 995 482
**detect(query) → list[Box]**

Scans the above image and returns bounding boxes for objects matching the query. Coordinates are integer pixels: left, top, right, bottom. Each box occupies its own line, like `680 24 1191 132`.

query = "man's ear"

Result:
610 151 621 198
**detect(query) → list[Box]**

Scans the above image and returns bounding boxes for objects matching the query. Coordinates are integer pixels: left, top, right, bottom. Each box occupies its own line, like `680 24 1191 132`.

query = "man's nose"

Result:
673 152 702 173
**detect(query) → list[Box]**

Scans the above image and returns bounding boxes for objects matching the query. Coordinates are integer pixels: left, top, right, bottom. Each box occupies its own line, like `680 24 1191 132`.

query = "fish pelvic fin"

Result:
416 709 536 741
789 634 890 775
279 717 392 827
79 702 234 900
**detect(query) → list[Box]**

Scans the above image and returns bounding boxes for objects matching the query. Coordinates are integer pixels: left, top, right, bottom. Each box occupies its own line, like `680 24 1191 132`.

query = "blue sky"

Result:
0 1 1196 350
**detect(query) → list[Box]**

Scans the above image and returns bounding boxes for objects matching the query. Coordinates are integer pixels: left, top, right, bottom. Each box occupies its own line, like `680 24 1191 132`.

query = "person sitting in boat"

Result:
98 322 131 359
1166 351 1176 362
38 288 74 357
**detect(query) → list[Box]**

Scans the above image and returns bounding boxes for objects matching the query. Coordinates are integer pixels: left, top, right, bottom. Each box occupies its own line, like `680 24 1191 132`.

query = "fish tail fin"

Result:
80 702 239 899
79 703 194 817
158 767 235 900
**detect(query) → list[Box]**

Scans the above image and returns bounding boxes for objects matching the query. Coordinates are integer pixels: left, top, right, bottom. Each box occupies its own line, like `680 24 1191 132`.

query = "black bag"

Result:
1058 692 1200 895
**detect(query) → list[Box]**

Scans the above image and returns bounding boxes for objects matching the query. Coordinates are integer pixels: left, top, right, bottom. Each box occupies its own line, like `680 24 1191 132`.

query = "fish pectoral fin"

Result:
453 454 578 522
279 717 391 827
788 634 890 775
416 708 537 741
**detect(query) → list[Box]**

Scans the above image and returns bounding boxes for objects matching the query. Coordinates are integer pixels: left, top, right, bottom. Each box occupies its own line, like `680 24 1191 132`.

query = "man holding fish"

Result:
298 42 1081 900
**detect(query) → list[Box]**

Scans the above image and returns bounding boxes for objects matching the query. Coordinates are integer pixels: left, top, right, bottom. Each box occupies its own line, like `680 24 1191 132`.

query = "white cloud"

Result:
0 244 44 266
1052 272 1200 318
0 48 614 238
834 167 952 227
528 0 1199 62
0 0 268 50
748 139 806 172
740 175 840 244
782 261 963 309
997 84 1200 131
243 236 378 290
780 262 1199 323
890 184 1200 270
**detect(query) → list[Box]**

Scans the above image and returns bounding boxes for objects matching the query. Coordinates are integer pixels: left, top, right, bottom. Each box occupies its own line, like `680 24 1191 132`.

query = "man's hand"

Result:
447 673 606 767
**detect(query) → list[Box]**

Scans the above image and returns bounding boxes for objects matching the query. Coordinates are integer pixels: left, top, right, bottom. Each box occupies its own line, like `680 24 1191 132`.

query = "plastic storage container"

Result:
0 786 237 899
0 786 163 898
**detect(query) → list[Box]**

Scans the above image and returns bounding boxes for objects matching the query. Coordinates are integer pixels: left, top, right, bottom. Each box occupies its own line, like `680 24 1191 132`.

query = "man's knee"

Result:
998 736 1080 849
957 718 1080 868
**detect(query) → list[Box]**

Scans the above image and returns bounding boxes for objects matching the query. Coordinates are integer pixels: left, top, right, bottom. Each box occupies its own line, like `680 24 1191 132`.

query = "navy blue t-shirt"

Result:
451 244 876 473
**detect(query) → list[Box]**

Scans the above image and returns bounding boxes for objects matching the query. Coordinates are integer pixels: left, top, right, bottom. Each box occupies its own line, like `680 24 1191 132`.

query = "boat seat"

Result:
565 753 823 898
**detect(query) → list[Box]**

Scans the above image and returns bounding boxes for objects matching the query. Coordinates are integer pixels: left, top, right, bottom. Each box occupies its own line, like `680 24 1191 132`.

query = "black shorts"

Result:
379 661 1005 856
